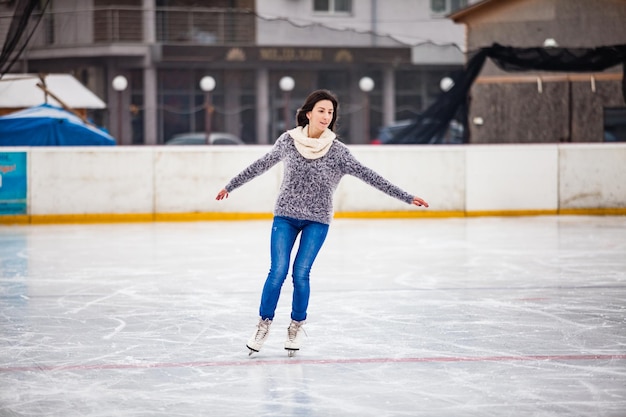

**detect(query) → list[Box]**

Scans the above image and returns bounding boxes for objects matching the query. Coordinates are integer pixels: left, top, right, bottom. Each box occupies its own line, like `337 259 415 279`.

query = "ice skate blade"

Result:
247 345 259 356
285 348 298 357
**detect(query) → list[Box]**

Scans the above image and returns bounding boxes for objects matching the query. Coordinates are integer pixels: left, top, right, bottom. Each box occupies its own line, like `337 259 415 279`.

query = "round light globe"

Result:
112 75 128 91
440 77 454 92
543 38 558 48
279 76 295 92
359 76 374 92
200 76 216 92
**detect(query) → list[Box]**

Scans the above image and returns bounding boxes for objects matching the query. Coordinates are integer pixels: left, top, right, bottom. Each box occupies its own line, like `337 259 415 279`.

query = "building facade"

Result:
1 0 476 145
451 0 626 143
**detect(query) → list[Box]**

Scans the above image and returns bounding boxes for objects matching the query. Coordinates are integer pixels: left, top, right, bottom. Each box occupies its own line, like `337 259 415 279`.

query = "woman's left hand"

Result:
412 196 429 207
216 189 229 200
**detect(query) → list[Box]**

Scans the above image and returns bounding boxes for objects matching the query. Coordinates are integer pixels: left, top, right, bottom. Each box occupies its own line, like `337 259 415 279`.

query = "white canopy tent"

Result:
0 73 106 110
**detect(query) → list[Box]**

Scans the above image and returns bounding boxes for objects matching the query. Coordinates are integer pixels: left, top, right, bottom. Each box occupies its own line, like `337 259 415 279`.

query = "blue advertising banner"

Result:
0 152 27 215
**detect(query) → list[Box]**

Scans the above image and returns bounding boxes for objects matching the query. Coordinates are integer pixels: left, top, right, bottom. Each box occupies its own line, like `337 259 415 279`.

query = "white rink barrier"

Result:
0 143 625 223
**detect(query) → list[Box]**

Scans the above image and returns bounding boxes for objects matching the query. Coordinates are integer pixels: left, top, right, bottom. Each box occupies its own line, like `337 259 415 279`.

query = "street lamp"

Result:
279 76 295 131
359 76 374 143
543 38 558 48
200 76 216 144
440 76 454 92
112 75 128 144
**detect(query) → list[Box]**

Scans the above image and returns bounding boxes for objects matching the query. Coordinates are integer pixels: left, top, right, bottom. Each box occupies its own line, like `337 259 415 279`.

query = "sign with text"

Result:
0 152 27 215
162 45 411 65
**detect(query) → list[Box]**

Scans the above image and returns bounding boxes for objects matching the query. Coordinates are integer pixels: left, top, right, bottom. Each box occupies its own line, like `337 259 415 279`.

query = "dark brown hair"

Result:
295 89 339 131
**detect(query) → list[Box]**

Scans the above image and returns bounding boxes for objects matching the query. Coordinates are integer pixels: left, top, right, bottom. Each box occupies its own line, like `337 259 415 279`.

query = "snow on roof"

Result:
0 73 106 109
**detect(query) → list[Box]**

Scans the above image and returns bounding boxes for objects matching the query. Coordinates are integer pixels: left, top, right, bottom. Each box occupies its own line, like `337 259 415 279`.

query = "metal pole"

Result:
283 90 290 131
364 92 370 143
118 91 123 143
205 92 213 144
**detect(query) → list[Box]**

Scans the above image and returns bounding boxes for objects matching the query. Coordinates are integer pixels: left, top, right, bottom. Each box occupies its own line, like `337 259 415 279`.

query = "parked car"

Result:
374 119 413 144
375 118 464 145
165 132 244 145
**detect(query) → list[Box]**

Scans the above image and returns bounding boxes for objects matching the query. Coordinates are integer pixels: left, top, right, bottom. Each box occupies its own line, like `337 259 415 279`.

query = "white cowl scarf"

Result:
288 125 336 160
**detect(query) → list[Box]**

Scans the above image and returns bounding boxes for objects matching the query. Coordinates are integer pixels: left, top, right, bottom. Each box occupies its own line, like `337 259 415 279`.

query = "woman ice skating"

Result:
215 89 428 356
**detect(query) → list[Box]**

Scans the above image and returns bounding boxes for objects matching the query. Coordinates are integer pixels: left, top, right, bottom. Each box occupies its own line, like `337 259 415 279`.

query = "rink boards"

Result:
0 143 624 223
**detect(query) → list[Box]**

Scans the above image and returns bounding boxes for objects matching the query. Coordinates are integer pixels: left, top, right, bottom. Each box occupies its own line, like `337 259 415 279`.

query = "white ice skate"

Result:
284 320 306 357
247 318 272 356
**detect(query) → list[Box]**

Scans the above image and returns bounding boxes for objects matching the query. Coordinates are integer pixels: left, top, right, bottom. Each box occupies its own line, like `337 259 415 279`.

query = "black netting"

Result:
388 43 626 144
489 43 626 72
0 0 50 77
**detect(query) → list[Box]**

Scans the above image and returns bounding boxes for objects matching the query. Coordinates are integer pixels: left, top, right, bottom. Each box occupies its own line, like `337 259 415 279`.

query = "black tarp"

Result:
388 43 626 144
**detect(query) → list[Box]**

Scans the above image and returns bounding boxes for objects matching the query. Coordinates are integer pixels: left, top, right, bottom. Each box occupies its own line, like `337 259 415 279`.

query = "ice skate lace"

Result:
287 321 306 341
254 319 271 341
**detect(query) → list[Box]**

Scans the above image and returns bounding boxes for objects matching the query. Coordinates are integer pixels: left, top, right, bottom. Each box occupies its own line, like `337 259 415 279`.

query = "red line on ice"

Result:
2 354 625 373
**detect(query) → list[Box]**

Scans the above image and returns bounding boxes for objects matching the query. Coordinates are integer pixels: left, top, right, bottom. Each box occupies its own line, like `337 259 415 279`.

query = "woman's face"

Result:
306 99 334 137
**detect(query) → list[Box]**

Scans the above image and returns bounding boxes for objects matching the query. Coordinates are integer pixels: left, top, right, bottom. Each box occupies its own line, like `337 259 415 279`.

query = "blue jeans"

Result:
259 216 329 322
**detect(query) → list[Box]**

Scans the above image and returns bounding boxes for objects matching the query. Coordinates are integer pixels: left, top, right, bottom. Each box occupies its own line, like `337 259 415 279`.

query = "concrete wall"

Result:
462 0 626 56
256 0 468 51
469 77 625 144
1 143 625 224
52 0 94 45
454 0 626 145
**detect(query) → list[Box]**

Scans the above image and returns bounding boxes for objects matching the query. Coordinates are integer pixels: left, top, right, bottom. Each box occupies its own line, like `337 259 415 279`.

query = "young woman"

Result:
216 89 428 356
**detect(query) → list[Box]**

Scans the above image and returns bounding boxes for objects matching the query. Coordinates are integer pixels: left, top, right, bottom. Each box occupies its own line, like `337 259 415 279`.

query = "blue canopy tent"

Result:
0 104 115 146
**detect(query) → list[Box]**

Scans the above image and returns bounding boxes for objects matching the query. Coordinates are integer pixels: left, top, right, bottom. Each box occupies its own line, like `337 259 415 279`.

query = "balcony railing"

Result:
156 7 255 45
93 7 144 43
29 6 256 47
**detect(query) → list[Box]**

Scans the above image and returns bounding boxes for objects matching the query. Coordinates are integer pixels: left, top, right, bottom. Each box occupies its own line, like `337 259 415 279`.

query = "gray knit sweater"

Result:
224 132 414 224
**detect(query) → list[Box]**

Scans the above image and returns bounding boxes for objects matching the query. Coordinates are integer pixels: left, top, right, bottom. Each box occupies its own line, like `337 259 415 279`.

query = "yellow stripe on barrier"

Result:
0 215 30 224
466 209 558 217
334 211 465 219
154 212 273 222
28 213 155 224
558 208 626 216
1 209 624 225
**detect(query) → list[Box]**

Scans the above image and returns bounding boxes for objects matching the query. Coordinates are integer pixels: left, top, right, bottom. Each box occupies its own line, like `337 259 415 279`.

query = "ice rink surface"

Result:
1 215 625 417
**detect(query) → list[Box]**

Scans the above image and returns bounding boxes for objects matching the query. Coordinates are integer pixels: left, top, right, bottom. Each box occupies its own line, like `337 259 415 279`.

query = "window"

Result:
314 0 352 14
604 107 626 142
431 0 467 15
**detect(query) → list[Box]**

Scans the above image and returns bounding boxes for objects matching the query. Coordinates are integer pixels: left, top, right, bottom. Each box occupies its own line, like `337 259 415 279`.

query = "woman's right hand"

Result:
216 189 229 200
412 196 428 207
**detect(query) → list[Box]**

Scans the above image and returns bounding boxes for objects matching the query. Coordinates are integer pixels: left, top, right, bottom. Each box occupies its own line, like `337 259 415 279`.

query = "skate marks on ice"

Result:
5 285 623 416
1 217 626 416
